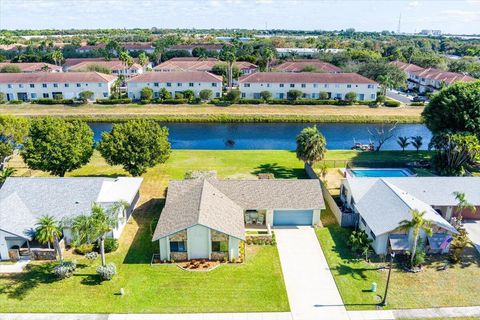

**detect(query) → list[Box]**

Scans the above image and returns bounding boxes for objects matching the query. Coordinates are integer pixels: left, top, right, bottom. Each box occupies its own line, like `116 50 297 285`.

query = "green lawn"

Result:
1 150 295 313
317 207 480 310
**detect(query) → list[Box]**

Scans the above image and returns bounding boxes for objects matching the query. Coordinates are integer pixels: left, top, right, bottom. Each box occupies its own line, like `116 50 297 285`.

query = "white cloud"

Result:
408 1 420 7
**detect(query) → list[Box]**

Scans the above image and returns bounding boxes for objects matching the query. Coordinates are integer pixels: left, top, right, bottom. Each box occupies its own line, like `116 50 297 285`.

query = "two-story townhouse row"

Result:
66 60 145 78
273 59 342 73
126 71 223 100
154 57 258 75
239 72 378 100
0 72 117 101
390 61 476 93
0 62 63 73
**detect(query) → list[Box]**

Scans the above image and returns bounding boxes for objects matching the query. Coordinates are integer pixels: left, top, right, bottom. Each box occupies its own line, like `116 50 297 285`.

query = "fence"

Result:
313 159 415 170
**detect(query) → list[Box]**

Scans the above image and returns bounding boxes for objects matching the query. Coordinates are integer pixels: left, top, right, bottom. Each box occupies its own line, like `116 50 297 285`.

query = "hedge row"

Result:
384 99 401 107
32 98 75 105
96 98 133 104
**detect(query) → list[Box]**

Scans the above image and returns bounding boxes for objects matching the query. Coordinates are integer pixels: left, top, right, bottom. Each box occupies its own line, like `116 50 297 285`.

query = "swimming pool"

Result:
348 168 414 178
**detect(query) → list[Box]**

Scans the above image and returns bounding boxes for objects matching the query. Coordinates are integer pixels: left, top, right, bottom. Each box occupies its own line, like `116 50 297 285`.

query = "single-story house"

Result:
340 177 480 255
152 178 325 261
0 177 143 260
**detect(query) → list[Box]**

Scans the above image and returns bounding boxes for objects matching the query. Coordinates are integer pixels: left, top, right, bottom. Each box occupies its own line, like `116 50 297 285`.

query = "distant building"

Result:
275 48 345 57
0 62 62 73
66 59 145 78
126 71 223 100
391 61 476 93
76 43 154 54
165 44 224 54
274 59 342 73
154 57 258 75
419 29 442 36
0 72 117 101
239 72 378 100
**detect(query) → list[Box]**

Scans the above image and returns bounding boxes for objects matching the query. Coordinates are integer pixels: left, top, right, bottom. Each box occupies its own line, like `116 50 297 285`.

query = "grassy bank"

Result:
0 103 424 123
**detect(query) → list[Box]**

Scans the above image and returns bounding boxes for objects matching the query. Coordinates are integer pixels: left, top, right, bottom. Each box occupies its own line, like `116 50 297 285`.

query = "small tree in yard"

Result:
368 123 397 151
344 91 357 103
397 136 410 151
453 191 477 221
319 91 329 100
260 91 272 102
98 119 171 176
411 136 423 152
296 125 327 166
159 87 171 100
22 118 94 177
287 89 302 101
199 89 213 101
449 225 471 263
35 215 63 263
78 91 94 103
225 89 241 103
398 209 433 267
182 90 195 101
140 87 154 101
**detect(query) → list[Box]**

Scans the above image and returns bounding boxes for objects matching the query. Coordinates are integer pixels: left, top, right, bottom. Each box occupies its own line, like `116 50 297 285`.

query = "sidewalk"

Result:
0 258 30 274
347 306 480 319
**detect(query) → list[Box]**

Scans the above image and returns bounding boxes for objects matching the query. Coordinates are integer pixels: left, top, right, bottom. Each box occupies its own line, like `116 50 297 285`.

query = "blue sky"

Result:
1 0 479 34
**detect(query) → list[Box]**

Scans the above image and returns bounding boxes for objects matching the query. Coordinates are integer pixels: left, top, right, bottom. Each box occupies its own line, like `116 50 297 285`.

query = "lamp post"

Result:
381 251 395 307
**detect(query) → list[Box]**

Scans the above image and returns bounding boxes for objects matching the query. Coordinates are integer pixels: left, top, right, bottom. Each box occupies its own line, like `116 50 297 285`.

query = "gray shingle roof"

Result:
0 177 143 239
152 178 325 241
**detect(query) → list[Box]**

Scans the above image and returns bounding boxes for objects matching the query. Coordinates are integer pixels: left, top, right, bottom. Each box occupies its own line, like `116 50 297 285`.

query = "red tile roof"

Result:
390 61 424 73
274 60 342 73
414 68 476 84
0 62 62 72
239 72 377 84
123 43 154 50
168 44 224 51
127 71 223 83
154 58 257 72
68 60 142 71
0 72 117 83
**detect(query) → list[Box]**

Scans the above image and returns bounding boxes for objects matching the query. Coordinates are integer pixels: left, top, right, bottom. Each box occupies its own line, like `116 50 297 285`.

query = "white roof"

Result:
97 177 143 203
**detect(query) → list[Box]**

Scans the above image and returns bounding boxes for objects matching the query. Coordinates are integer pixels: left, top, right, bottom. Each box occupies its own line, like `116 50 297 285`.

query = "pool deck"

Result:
343 168 415 178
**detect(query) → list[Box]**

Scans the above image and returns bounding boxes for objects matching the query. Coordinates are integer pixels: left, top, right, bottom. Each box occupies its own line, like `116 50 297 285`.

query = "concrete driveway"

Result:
464 220 480 253
275 227 349 320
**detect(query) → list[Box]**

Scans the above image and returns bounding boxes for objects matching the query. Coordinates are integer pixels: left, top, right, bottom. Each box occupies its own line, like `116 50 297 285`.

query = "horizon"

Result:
1 0 480 35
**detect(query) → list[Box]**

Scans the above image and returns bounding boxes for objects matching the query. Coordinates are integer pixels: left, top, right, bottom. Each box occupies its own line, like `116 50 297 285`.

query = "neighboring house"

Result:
391 61 476 93
165 44 224 54
0 62 62 73
0 44 28 52
76 43 154 54
274 60 342 73
340 177 480 255
154 57 258 75
126 71 223 100
0 72 117 101
67 60 144 77
239 72 378 100
0 177 143 260
152 178 325 261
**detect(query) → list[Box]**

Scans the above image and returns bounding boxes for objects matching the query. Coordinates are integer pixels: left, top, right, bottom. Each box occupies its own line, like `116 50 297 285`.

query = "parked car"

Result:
413 96 429 102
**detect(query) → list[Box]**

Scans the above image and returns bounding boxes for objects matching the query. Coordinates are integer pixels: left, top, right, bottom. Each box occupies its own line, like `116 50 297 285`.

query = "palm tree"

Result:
35 215 63 263
72 214 96 245
138 52 149 70
90 201 128 266
397 136 410 151
51 49 63 66
296 125 327 166
119 51 131 78
220 46 236 90
263 47 275 71
411 136 423 152
398 209 433 267
0 167 15 185
453 191 477 221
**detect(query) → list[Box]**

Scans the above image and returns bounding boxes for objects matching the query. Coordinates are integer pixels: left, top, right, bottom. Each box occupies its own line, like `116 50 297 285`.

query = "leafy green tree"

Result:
159 88 171 100
211 63 240 82
259 91 272 101
411 136 423 152
138 52 149 68
449 225 471 263
21 118 94 177
429 132 480 176
225 89 241 103
0 167 15 185
119 50 132 76
51 49 63 66
97 119 171 176
319 91 329 100
422 81 480 135
140 87 154 101
397 136 410 151
453 191 477 220
35 215 63 262
182 90 195 101
287 89 303 101
301 65 319 72
0 65 22 73
199 89 213 101
359 62 407 95
72 214 96 245
344 91 357 102
398 209 433 267
296 125 327 165
78 91 94 102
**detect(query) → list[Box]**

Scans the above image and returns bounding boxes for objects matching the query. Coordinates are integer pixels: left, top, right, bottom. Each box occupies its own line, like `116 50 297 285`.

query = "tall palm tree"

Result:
398 209 433 267
453 191 477 221
72 214 96 245
411 136 423 152
263 47 275 72
91 201 128 266
138 52 149 70
296 125 327 166
35 215 63 263
397 136 410 151
220 46 236 90
51 49 63 66
119 51 131 78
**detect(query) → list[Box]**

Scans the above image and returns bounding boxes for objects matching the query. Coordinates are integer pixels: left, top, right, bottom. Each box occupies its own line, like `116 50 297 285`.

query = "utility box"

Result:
371 282 377 292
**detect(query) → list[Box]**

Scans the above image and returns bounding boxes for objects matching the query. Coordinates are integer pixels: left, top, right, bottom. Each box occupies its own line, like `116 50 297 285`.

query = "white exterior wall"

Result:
266 209 274 226
0 80 115 101
187 225 210 260
240 82 378 100
0 230 28 260
228 237 240 260
159 237 169 261
127 81 222 100
312 209 321 225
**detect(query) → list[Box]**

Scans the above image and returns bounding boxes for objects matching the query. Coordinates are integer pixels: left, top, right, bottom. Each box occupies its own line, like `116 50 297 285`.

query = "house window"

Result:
212 83 217 87
370 94 376 100
31 93 37 99
76 83 81 87
41 83 46 88
189 82 194 87
279 83 284 88
166 82 172 87
103 92 108 97
241 93 246 98
324 84 328 88
347 84 352 88
65 83 69 87
211 241 228 252
98 83 103 87
301 83 306 88
290 83 295 88
177 83 182 87
43 93 49 98
19 84 24 88
313 84 318 88
53 83 58 88
7 84 12 89
170 241 187 252
370 231 376 240
244 83 250 87
368 84 374 89
29 84 35 88
154 82 159 87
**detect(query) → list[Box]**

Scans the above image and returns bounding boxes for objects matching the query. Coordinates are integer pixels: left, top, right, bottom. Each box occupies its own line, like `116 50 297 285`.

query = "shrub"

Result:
384 99 401 107
161 98 188 104
199 89 213 101
140 87 154 101
9 100 23 104
238 99 263 105
174 92 184 99
259 90 272 101
182 90 195 101
225 90 241 103
0 92 5 103
78 91 94 102
319 91 329 100
287 89 302 101
159 88 171 100
32 98 75 105
103 238 119 253
85 251 98 261
96 98 132 104
376 94 386 103
97 262 116 280
344 91 357 102
410 101 425 106
75 243 94 255
53 261 77 279
139 99 151 104
214 101 232 107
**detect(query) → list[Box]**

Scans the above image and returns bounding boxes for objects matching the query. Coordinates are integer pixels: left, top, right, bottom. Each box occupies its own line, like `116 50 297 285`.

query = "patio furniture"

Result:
257 215 264 225
245 215 253 224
